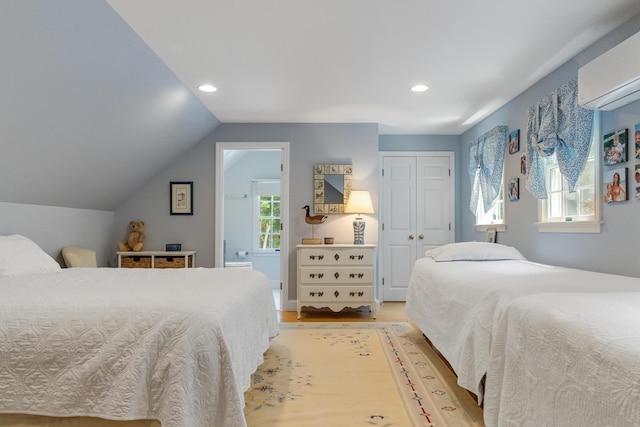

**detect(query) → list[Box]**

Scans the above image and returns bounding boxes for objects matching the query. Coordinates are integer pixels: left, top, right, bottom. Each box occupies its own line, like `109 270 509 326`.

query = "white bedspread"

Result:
405 258 640 401
0 267 279 427
484 292 640 427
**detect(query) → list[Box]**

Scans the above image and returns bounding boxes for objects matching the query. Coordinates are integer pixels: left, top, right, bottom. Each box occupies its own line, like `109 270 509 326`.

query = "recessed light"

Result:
411 84 429 92
198 84 217 93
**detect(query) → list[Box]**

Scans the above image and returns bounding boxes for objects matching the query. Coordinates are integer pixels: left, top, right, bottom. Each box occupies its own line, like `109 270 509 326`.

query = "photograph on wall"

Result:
635 123 640 160
603 167 627 203
508 178 519 201
636 164 640 201
603 128 628 165
508 129 520 154
520 154 527 174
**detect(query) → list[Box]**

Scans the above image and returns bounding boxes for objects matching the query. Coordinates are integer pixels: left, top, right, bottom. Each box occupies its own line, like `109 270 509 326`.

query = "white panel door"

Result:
381 153 453 301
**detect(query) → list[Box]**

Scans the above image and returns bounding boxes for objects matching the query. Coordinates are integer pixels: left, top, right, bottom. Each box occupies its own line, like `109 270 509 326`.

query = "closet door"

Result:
381 153 454 301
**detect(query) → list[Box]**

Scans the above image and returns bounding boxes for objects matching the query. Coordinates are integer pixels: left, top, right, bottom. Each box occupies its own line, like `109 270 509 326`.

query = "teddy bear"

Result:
118 221 145 252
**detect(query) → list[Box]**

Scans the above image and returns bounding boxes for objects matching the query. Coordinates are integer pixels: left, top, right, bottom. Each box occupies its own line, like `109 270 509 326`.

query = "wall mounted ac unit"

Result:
578 31 640 110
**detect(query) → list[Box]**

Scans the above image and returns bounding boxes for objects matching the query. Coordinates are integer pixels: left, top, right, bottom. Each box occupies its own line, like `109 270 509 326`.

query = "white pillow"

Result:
425 242 525 262
0 234 61 278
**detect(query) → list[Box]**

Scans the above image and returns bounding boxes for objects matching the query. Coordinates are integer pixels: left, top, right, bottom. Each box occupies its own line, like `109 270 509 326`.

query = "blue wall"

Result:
459 16 640 277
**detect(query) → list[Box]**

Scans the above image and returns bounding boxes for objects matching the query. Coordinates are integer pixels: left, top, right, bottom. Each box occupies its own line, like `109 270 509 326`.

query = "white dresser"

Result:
296 244 376 319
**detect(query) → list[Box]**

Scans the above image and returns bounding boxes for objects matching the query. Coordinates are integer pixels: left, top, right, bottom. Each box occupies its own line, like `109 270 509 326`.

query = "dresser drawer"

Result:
299 285 373 303
298 248 373 266
121 256 151 268
154 255 193 269
299 266 373 284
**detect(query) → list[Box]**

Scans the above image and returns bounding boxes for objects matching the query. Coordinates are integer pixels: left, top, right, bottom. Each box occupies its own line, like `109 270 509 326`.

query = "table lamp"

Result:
344 190 374 244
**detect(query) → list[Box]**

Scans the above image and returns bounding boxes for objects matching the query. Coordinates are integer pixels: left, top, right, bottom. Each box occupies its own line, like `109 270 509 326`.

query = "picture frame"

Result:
508 129 520 154
520 154 527 175
170 181 193 215
485 227 497 243
635 123 640 160
603 128 628 165
635 164 640 202
603 167 627 203
508 178 519 201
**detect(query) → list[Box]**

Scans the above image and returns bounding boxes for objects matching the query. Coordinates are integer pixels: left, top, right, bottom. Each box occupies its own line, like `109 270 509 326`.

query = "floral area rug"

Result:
244 322 484 427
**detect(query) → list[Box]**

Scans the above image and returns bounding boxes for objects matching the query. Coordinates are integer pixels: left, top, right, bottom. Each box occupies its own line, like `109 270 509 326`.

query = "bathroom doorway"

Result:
215 142 289 310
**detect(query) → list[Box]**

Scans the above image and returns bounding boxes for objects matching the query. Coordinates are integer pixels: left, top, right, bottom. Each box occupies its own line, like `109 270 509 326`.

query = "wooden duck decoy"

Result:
302 205 327 224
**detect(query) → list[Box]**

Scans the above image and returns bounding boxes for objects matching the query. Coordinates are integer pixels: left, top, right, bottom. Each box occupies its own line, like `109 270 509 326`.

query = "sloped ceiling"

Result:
108 0 640 134
2 1 640 212
0 1 219 211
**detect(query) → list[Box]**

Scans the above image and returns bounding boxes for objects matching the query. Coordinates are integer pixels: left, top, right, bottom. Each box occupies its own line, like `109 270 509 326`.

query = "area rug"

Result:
244 322 484 427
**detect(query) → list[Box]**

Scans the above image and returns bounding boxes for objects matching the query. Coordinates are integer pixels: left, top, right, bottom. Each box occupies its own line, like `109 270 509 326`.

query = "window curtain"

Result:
525 78 594 199
468 125 507 214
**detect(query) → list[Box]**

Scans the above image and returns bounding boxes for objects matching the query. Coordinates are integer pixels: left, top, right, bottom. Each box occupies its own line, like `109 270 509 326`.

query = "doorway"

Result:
215 142 290 310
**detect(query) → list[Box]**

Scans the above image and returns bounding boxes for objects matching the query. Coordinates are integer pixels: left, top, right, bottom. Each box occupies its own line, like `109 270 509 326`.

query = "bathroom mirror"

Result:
313 164 352 213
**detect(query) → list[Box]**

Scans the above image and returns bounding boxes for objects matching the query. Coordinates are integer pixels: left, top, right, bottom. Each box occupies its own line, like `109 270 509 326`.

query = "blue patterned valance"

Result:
525 78 594 199
468 125 508 214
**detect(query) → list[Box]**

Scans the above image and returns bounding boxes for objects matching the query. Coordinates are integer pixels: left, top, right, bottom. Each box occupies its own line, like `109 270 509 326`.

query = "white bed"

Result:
405 242 640 402
0 235 279 427
484 291 640 427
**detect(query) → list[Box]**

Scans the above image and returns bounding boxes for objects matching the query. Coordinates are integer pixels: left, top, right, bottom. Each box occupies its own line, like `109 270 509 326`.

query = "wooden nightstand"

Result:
296 244 376 319
117 250 196 269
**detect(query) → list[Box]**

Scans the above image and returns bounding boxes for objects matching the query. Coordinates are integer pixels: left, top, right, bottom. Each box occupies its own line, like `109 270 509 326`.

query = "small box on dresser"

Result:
296 244 376 319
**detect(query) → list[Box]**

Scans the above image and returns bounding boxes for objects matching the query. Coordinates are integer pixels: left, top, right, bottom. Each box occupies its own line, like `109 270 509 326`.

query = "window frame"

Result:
475 176 507 233
251 180 281 254
535 113 602 233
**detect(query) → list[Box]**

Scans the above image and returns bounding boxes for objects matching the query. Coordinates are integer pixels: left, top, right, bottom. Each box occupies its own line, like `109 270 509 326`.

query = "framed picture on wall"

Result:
635 123 640 160
635 164 640 201
508 130 520 154
170 181 194 215
603 167 627 203
603 128 628 165
520 154 527 174
508 178 519 201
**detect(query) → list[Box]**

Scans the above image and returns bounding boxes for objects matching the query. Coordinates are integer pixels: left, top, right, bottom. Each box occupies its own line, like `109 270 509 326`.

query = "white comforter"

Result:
405 258 640 401
0 267 279 427
484 292 640 427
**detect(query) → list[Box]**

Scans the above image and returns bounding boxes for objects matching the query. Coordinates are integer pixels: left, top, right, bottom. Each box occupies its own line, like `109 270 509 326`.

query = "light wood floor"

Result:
278 301 409 323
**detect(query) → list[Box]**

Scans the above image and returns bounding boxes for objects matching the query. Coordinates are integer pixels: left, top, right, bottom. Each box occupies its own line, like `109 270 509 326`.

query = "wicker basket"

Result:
155 256 193 269
121 256 152 268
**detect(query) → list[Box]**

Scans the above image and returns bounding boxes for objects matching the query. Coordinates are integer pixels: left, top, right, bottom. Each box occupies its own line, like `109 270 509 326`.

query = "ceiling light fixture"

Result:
198 84 217 93
411 84 429 92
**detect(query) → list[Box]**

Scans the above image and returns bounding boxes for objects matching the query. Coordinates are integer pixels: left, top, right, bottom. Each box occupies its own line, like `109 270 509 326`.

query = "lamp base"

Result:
352 216 365 244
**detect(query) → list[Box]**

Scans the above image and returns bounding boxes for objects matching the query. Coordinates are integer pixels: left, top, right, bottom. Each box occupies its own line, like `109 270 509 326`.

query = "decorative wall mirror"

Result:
313 164 352 213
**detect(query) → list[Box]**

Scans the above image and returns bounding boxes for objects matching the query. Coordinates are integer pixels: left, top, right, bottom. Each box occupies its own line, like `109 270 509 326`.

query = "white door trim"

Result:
215 142 291 310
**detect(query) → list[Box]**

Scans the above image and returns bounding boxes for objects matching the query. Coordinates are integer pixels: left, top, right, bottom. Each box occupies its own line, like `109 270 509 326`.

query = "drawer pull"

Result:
309 254 325 260
334 254 340 261
334 290 340 298
309 291 324 297
349 254 365 260
308 273 324 279
334 272 340 279
349 291 365 297
349 273 365 279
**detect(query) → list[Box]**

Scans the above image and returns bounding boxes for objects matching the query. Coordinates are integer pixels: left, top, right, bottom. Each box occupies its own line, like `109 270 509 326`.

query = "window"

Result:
475 185 505 230
252 180 281 252
537 114 601 233
257 195 280 250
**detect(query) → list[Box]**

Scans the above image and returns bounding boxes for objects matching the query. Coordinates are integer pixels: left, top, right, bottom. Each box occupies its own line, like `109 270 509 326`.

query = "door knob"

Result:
419 235 424 240
409 234 415 240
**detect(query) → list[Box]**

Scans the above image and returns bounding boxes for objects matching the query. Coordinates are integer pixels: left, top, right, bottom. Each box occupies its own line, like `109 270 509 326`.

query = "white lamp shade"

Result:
344 190 374 214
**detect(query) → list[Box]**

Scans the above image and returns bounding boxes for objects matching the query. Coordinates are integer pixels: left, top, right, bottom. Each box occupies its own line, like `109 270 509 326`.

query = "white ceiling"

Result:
108 0 640 135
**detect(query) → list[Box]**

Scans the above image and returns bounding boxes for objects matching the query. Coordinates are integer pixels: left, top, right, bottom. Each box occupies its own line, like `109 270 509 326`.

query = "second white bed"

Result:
406 246 640 402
